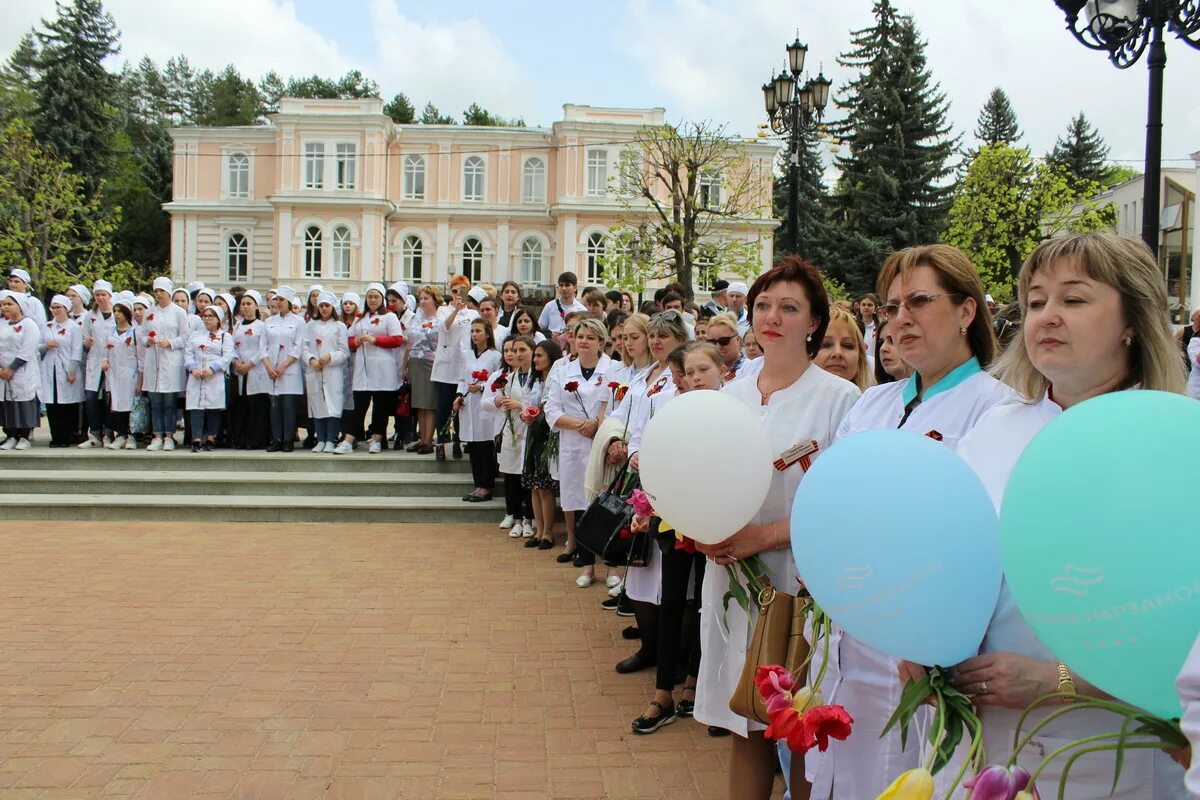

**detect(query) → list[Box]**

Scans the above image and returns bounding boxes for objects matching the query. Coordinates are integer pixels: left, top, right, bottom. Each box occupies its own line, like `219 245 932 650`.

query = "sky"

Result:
2 0 1199 174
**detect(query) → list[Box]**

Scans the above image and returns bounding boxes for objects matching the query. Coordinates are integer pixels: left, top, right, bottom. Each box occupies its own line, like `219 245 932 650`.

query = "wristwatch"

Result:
1056 662 1077 702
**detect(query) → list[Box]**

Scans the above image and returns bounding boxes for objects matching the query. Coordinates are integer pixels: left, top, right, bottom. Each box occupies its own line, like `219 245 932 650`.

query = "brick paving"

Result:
0 522 782 799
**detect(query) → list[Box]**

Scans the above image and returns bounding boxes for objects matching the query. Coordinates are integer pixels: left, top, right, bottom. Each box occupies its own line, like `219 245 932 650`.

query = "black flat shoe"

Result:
677 698 695 718
708 726 731 738
537 539 553 550
615 652 655 675
462 493 477 502
405 442 421 453
190 441 201 453
616 596 635 617
465 493 491 503
600 596 620 611
523 537 540 549
203 442 214 452
631 701 676 735
622 626 640 640
281 442 294 453
266 441 282 452
555 550 576 564
435 444 446 462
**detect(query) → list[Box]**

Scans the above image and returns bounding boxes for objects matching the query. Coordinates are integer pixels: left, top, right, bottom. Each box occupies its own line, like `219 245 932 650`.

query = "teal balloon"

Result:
791 430 1002 666
1000 390 1200 718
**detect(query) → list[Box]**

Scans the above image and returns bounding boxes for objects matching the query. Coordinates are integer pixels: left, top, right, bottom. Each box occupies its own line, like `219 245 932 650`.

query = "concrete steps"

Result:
0 448 506 523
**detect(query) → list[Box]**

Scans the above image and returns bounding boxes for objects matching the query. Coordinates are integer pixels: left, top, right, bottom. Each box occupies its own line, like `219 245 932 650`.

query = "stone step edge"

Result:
0 470 479 485
0 493 505 509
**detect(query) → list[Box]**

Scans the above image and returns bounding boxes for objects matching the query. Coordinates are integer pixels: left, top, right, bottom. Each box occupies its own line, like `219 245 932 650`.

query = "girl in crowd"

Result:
231 291 270 450
814 306 873 391
455 318 501 500
142 277 189 451
705 312 745 381
0 290 41 450
405 285 445 455
263 287 305 452
620 291 636 314
80 279 115 448
486 335 538 538
873 318 912 385
507 307 546 347
345 284 404 455
66 284 90 320
497 280 522 327
521 338 564 550
386 283 415 449
185 305 234 452
742 330 763 360
337 292 363 453
808 244 1012 800
693 256 862 800
40 295 84 447
304 292 349 453
431 284 481 461
100 297 139 450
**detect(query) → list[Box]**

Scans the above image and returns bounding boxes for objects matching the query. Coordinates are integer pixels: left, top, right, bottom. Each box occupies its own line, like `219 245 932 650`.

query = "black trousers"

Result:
110 410 130 438
433 381 459 444
232 390 270 448
341 404 362 442
467 439 497 491
269 394 300 443
45 402 80 445
655 546 706 692
503 473 532 517
353 390 396 441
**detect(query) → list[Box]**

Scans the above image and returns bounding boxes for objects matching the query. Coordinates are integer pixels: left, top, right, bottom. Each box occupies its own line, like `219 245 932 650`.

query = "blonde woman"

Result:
815 306 873 391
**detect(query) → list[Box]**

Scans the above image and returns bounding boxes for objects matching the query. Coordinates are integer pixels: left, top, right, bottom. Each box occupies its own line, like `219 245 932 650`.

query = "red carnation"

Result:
13 326 21 333
370 317 380 325
564 380 579 392
244 328 253 335
607 381 620 389
147 330 157 338
124 337 132 346
524 406 539 416
278 344 285 350
57 328 66 336
674 535 697 554
492 374 508 390
105 342 114 350
801 705 854 753
199 344 206 350
471 369 490 382
315 338 323 345
146 313 154 321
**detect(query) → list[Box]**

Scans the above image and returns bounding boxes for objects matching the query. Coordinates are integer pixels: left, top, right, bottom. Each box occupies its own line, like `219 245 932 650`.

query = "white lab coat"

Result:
185 330 234 410
537 297 586 334
624 373 679 607
692 365 860 740
349 311 404 392
303 318 350 418
807 362 1013 800
483 370 541 474
949 394 1187 800
101 326 139 413
0 317 41 402
456 348 502 442
81 310 115 393
430 306 478 385
232 318 271 396
40 318 84 404
394 307 414 380
264 311 304 396
1187 337 1200 399
1178 634 1200 798
139 302 189 393
544 354 614 511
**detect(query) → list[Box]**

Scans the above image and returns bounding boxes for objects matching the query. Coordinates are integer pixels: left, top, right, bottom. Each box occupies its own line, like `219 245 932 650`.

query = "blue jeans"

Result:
148 392 175 436
189 409 221 441
313 416 339 444
269 394 299 443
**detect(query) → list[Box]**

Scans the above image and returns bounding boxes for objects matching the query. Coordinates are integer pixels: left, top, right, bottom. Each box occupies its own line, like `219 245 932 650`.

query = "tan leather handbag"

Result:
728 581 812 724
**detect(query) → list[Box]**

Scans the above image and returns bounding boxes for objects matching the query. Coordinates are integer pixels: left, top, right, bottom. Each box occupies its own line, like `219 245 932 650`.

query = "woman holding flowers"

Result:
521 339 564 551
345 284 404 455
231 291 270 450
693 256 861 800
485 335 538 538
454 318 501 501
934 232 1187 799
184 305 234 451
303 292 349 453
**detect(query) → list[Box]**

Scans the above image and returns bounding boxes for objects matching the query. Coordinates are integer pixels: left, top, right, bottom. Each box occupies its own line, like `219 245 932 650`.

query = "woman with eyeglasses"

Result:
806 244 1012 800
704 312 745 381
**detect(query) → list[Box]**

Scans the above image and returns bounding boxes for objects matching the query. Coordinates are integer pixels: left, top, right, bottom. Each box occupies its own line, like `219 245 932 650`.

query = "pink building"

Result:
164 98 778 296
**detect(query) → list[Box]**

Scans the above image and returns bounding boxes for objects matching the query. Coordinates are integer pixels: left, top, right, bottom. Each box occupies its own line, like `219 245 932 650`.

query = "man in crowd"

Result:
726 281 749 336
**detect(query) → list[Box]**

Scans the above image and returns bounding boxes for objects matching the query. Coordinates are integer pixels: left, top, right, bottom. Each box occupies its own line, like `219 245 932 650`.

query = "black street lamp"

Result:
1054 0 1200 261
762 35 832 255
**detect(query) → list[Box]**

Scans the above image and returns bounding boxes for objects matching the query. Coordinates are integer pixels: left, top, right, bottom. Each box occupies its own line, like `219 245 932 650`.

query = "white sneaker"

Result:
0 438 16 451
575 573 594 589
508 526 522 538
333 441 353 455
498 514 515 529
163 437 175 451
311 442 325 453
13 438 31 450
124 437 138 450
107 436 126 450
606 575 622 589
147 438 163 451
323 442 337 453
368 440 382 454
77 435 101 449
522 521 535 538
608 579 625 598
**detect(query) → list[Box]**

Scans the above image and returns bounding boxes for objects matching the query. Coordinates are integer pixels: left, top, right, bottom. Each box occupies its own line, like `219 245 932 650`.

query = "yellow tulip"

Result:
791 686 824 713
875 768 934 800
1014 793 1036 800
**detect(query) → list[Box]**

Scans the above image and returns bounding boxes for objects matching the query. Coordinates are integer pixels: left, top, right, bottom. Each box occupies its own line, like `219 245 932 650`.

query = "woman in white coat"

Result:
0 289 42 450
342 284 404 455
79 279 115 447
941 232 1188 799
100 298 139 450
808 245 1011 800
454 318 502 501
303 292 349 453
544 317 613 586
40 295 85 446
185 305 234 452
141 277 189 451
431 284 483 461
485 335 539 539
691 257 861 800
231 291 270 450
263 286 305 452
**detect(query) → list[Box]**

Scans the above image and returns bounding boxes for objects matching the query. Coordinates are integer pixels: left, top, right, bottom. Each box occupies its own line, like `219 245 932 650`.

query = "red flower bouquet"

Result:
471 369 490 382
147 330 157 338
147 313 155 321
563 380 579 392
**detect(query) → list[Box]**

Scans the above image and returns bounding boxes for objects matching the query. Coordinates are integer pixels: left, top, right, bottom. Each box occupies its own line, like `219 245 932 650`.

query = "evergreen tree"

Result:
383 92 415 123
974 87 1022 147
418 102 454 125
333 70 379 98
772 128 844 282
462 102 523 127
193 65 258 126
162 55 195 124
256 70 285 118
111 61 172 278
0 33 38 125
831 2 958 283
1047 112 1111 190
31 0 121 190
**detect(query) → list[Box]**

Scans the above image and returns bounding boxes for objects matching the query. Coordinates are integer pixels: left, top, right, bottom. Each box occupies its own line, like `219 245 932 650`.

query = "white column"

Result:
1191 151 1200 313
361 211 380 282
495 221 510 282
436 219 450 283
170 217 185 278
560 215 578 278
277 208 293 282
184 216 198 283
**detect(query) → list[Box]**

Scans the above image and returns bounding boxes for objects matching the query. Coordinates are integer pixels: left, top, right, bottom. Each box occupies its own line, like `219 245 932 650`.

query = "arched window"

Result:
520 237 543 284
463 155 484 202
400 235 423 281
585 232 605 284
331 225 351 279
303 225 322 278
227 153 249 198
461 237 483 282
522 157 546 204
226 232 248 282
403 154 425 200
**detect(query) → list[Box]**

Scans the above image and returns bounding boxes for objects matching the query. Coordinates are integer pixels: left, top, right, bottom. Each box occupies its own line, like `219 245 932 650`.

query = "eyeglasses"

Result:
993 317 1019 337
879 293 964 317
707 335 736 347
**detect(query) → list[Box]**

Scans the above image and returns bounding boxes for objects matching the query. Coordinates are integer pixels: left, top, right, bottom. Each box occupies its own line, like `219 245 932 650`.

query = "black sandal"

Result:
631 701 676 735
555 550 576 564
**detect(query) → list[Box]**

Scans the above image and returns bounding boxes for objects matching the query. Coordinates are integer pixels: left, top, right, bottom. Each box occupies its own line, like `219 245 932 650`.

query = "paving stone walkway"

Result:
0 522 780 799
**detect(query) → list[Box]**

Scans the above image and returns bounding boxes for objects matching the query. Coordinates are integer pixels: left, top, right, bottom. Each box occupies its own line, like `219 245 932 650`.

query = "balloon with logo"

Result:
791 430 1002 666
638 390 773 545
1000 390 1200 717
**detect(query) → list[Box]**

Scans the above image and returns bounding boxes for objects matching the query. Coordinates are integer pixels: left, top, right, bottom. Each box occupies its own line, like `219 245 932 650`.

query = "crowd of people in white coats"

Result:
4 229 1200 800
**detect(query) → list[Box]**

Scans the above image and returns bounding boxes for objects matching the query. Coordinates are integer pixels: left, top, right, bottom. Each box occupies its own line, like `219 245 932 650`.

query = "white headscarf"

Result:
152 276 174 293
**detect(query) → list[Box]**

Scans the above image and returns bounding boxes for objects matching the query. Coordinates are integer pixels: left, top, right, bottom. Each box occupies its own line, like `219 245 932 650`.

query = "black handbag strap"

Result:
604 455 634 496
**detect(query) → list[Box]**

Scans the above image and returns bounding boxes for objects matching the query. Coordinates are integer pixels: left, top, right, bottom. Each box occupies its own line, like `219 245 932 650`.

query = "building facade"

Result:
163 99 778 297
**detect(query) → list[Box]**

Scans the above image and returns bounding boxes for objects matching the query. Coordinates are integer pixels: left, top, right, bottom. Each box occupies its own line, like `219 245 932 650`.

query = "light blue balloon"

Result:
792 429 1002 666
1000 390 1200 718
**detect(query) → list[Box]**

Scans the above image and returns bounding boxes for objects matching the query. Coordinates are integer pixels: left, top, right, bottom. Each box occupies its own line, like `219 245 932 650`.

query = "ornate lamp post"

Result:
762 36 832 254
1054 0 1200 261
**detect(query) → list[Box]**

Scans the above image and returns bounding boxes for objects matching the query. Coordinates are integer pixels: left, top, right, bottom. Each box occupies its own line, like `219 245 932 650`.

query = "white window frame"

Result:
403 154 425 200
226 152 250 199
335 143 357 190
303 143 325 190
520 237 544 284
330 225 351 279
698 170 722 210
461 236 483 281
522 157 546 204
462 155 485 202
226 231 249 282
303 225 323 278
586 149 608 197
400 234 423 281
585 231 605 283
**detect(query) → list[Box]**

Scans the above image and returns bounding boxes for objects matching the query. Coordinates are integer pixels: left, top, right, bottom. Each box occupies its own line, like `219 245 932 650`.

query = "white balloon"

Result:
638 390 773 545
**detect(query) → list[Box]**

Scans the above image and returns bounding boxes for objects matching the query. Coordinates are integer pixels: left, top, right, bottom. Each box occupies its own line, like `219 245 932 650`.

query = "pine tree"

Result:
418 102 454 125
772 127 842 279
257 70 285 118
1047 112 1111 190
831 3 958 283
974 88 1022 147
162 55 195 124
0 32 38 125
31 0 121 190
193 65 258 126
383 92 415 123
462 103 523 127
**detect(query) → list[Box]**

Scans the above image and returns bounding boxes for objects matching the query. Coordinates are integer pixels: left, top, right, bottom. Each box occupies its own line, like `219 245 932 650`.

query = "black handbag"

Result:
576 459 651 567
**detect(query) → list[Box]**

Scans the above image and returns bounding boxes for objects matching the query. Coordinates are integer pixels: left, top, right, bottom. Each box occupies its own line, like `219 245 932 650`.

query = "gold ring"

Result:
980 681 988 695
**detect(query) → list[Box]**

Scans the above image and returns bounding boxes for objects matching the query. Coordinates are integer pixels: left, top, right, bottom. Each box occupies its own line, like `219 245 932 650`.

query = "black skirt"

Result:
521 412 558 491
